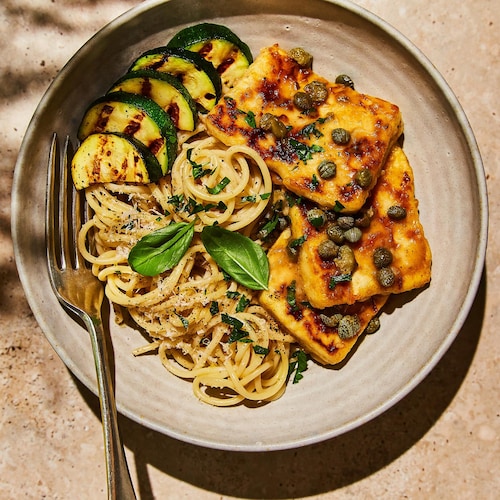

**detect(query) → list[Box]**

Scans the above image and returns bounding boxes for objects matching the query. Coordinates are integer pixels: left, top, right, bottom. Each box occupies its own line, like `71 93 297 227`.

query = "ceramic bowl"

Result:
12 0 487 451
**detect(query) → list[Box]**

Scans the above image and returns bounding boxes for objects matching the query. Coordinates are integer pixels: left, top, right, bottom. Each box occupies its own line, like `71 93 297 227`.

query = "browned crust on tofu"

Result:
290 145 432 308
205 44 404 212
259 228 388 365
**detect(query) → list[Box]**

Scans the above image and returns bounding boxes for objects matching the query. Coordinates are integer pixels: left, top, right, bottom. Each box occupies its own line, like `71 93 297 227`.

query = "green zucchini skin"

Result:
167 23 253 64
130 46 222 111
166 23 253 88
77 91 177 174
71 132 163 190
109 69 198 131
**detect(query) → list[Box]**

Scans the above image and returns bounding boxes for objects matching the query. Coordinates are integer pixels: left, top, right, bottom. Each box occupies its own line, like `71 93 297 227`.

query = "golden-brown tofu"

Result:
205 44 404 212
290 145 432 308
259 228 388 365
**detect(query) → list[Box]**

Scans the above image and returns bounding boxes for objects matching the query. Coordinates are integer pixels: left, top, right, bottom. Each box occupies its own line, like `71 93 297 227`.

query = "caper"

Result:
331 128 351 145
259 113 288 140
355 168 372 188
272 120 288 140
344 227 362 243
335 74 355 89
373 247 393 269
320 313 343 328
293 91 314 111
355 210 372 228
377 267 395 288
338 314 361 340
318 160 337 179
335 245 357 275
337 216 355 230
304 80 328 104
387 205 407 220
365 317 381 334
306 208 326 228
326 222 345 244
259 113 274 130
288 47 313 67
318 239 339 260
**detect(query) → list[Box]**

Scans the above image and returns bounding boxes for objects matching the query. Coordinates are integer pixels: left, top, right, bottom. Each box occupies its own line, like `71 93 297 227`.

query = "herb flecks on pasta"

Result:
78 133 295 406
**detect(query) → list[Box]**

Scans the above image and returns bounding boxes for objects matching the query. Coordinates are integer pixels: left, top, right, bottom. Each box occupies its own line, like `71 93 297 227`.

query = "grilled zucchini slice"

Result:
71 132 163 190
167 23 253 89
109 69 198 131
129 47 222 112
77 91 177 174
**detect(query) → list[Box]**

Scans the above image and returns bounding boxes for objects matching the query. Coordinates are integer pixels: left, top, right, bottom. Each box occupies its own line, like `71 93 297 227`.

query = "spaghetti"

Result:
78 130 295 406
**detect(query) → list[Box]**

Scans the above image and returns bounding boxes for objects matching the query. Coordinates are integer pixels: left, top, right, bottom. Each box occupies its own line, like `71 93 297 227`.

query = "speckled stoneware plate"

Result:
12 0 487 451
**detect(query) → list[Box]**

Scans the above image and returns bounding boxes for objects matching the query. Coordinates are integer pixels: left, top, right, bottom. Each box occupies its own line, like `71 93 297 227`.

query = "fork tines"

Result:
46 134 87 272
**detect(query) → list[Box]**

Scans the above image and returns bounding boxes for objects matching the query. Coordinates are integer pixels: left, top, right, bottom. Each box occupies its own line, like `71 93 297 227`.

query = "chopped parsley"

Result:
299 118 326 139
286 192 302 207
222 313 251 343
184 198 206 215
288 138 324 163
286 280 298 312
234 107 257 128
221 313 243 329
253 345 270 356
289 350 308 383
241 192 271 203
168 193 184 209
207 177 230 195
167 194 227 216
243 110 257 128
310 173 320 191
241 194 257 203
236 295 250 312
329 273 352 289
333 200 345 212
258 214 279 239
203 200 228 212
187 149 213 179
121 220 136 230
174 312 189 329
289 235 307 249
209 301 219 315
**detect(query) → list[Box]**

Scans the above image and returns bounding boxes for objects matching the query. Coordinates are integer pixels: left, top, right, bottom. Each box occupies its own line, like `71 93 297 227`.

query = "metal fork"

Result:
46 134 137 500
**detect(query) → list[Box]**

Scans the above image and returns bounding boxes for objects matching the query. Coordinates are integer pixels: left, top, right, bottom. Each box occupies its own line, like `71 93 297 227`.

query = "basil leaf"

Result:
200 225 269 290
128 221 195 276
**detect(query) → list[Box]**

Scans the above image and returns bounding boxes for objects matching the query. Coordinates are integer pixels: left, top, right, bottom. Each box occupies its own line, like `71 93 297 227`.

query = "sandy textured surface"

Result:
1 0 498 498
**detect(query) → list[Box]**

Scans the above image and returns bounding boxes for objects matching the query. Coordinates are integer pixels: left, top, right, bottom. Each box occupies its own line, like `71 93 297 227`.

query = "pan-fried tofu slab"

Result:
259 228 388 365
290 145 432 309
205 44 403 212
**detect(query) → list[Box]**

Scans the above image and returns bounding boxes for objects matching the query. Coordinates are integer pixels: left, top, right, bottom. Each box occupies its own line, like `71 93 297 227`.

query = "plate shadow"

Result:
75 270 486 499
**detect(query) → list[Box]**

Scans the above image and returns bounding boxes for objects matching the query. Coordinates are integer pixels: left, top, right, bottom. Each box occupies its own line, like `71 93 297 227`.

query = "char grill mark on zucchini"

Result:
166 23 253 89
109 69 198 131
71 132 163 190
130 47 222 112
77 91 177 174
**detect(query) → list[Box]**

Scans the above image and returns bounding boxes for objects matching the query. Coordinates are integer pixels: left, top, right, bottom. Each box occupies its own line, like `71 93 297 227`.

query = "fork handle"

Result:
83 315 137 500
